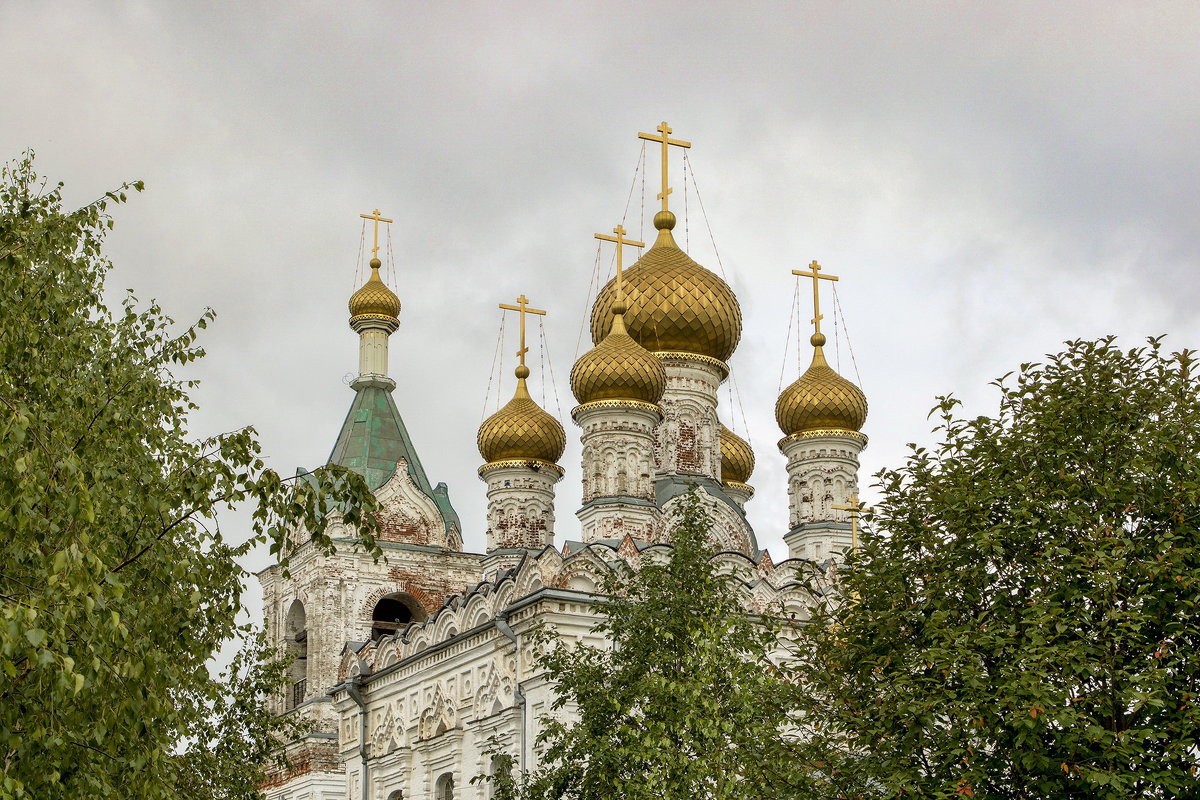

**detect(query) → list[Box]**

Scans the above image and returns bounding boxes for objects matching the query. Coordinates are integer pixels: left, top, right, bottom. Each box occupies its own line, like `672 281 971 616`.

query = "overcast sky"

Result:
5 1 1199 615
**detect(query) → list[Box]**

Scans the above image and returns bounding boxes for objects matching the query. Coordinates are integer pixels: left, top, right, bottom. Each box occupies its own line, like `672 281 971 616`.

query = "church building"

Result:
257 123 869 800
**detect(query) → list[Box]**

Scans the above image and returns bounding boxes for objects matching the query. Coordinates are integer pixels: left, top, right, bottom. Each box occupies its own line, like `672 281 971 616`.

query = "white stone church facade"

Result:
258 128 869 800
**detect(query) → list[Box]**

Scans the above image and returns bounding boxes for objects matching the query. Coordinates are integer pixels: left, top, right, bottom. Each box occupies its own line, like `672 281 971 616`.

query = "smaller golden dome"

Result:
719 424 754 485
349 258 401 322
776 337 868 436
478 372 566 465
570 312 666 405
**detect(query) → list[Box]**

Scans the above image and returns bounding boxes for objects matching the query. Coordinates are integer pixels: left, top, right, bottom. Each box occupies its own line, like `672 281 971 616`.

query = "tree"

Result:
0 154 380 800
489 490 799 800
791 337 1200 798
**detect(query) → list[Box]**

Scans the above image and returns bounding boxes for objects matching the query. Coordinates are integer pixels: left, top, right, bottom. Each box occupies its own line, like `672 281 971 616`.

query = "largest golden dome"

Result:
349 258 401 322
776 334 868 436
571 308 666 405
590 212 741 363
478 368 566 465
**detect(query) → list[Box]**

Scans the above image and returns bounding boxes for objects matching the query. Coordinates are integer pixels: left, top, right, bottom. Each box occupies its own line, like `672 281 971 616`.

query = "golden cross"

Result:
594 224 645 302
831 493 865 552
359 208 394 258
498 294 547 369
638 121 691 212
791 260 840 336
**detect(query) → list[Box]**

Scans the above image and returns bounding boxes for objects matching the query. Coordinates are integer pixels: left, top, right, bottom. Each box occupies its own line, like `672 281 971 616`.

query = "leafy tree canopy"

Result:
0 155 380 800
793 336 1200 798
489 490 800 800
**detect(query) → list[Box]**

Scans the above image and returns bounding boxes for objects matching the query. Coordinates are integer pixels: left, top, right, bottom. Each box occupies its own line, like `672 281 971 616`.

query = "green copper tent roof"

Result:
327 385 460 535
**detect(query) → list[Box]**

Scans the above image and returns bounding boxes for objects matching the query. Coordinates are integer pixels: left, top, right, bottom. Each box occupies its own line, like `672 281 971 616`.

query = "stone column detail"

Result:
653 353 725 480
480 462 564 554
573 400 662 542
780 430 867 562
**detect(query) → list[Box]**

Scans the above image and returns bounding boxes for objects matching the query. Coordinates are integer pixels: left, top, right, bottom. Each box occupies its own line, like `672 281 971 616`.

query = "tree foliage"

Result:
793 337 1200 798
491 490 797 800
0 154 380 800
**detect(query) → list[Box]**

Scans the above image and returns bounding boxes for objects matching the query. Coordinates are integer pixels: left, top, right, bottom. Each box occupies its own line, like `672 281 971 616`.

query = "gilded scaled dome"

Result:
776 334 868 436
570 308 666 405
349 259 401 322
590 212 741 362
719 424 755 484
478 369 566 465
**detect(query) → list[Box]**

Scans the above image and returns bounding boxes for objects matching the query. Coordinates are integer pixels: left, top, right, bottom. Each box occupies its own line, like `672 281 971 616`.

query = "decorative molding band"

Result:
785 520 853 538
721 480 755 497
477 459 565 479
578 495 658 511
777 429 869 449
571 399 662 421
350 374 397 392
650 351 729 379
349 313 400 333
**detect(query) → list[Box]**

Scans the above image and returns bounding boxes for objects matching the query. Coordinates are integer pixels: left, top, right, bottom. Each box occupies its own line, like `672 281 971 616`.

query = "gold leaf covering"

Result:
349 259 401 322
570 312 666 405
478 377 566 465
719 423 755 485
776 346 868 436
590 212 741 363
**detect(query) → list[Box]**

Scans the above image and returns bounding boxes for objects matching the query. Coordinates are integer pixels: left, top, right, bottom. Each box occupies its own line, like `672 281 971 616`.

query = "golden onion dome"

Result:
719 423 755 485
776 333 868 436
590 211 741 363
570 306 666 405
478 367 566 465
348 258 401 322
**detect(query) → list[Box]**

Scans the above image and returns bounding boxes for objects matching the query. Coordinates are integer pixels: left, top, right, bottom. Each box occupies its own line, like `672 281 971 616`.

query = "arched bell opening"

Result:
370 592 426 641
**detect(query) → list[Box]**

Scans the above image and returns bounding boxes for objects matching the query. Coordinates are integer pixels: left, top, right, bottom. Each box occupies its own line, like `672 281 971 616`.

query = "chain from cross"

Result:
638 121 692 213
791 260 840 336
359 208 394 258
831 493 865 551
498 294 547 369
594 224 645 302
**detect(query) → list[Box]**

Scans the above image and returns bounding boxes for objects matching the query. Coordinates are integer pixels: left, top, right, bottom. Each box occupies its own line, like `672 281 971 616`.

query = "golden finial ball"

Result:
611 301 628 316
515 365 530 379
811 332 827 347
653 210 676 230
370 257 382 269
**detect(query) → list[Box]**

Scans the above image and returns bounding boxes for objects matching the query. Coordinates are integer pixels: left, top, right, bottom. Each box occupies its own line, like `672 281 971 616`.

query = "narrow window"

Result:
284 600 307 709
435 773 454 800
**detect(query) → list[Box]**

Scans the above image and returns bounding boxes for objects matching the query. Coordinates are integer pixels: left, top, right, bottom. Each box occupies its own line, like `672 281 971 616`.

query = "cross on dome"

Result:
359 208 394 258
831 493 866 551
638 121 691 213
594 224 645 303
498 294 547 371
792 260 839 337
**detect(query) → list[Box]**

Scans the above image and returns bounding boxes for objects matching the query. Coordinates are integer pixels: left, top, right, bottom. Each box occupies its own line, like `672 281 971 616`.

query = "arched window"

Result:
371 593 426 641
434 772 454 800
486 756 506 800
284 599 307 709
385 791 403 800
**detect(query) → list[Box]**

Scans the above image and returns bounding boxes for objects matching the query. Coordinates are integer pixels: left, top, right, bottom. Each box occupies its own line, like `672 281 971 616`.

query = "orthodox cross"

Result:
359 208 394 258
638 121 691 212
831 493 865 552
594 224 645 301
498 294 547 369
792 260 839 336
